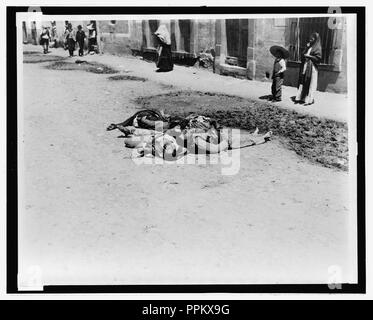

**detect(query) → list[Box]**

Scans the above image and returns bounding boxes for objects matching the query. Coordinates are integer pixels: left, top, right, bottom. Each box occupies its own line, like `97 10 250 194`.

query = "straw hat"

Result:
270 45 290 59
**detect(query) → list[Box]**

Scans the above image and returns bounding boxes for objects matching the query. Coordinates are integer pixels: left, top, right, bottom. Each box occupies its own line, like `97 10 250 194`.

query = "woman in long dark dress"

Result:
295 32 322 106
154 25 173 72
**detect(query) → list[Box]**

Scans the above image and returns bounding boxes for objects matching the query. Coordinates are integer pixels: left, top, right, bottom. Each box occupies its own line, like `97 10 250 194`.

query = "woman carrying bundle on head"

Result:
153 25 174 72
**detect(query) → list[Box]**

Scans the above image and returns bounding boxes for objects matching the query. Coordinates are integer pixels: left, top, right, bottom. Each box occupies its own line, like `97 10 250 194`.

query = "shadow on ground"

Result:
45 61 119 74
23 51 66 64
108 75 147 82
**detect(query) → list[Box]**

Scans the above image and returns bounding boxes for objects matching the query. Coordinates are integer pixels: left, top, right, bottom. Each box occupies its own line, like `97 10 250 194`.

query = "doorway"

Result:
225 19 248 68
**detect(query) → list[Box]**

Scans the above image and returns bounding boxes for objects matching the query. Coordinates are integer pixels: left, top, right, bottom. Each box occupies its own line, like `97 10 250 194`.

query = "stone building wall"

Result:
98 20 141 56
22 17 347 93
215 17 348 93
253 18 288 82
194 19 216 53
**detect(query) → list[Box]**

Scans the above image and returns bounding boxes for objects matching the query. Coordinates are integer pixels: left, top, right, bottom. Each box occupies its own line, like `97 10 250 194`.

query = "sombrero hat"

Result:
270 45 290 59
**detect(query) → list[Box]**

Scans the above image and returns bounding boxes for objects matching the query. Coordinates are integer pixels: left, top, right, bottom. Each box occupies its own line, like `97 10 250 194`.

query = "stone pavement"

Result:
23 44 351 122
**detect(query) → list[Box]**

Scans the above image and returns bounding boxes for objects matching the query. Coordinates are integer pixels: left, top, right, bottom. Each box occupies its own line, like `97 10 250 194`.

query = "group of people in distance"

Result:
63 21 98 57
40 21 322 106
39 21 98 57
153 24 322 106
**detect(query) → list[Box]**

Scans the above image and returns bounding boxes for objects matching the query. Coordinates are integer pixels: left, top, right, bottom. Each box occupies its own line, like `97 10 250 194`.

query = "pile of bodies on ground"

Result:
107 109 272 161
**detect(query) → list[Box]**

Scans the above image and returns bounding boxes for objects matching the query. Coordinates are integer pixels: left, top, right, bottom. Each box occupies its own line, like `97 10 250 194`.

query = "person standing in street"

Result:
76 25 86 56
87 21 97 54
64 23 76 57
153 24 173 72
40 25 51 54
269 45 288 102
294 32 322 106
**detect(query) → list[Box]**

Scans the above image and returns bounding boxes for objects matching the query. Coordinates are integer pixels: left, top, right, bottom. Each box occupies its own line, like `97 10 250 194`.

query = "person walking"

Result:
64 23 76 57
39 25 51 54
76 25 86 56
295 32 322 106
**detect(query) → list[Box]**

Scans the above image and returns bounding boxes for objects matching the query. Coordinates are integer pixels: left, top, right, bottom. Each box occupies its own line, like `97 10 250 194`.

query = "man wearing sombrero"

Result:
269 45 289 102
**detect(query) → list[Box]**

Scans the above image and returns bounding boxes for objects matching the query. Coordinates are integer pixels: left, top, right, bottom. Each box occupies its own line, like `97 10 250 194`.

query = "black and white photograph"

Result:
4 3 368 297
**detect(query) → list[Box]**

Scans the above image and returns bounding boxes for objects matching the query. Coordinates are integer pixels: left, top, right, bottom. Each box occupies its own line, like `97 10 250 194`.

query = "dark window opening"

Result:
289 17 337 65
148 20 159 48
225 19 248 68
178 20 191 52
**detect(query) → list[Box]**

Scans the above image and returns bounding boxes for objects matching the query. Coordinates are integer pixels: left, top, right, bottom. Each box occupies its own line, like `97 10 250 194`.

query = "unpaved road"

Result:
19 54 356 286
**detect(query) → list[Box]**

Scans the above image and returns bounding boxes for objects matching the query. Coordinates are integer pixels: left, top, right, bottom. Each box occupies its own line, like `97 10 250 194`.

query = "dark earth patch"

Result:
23 51 42 55
107 75 147 82
23 52 66 64
135 91 348 171
45 61 119 74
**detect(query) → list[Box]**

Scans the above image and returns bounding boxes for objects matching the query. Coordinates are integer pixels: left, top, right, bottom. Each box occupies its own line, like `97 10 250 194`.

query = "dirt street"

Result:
19 51 356 286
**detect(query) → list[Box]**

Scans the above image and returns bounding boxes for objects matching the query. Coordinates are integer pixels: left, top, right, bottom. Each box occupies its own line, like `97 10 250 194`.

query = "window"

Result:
288 17 337 65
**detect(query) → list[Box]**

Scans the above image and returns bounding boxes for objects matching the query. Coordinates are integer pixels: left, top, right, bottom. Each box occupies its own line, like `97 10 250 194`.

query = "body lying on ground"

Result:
107 110 272 160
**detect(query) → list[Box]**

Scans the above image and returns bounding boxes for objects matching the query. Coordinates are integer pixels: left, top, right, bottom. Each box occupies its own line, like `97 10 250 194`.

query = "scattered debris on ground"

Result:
108 75 147 82
197 49 215 69
135 91 349 170
23 51 42 55
45 60 119 74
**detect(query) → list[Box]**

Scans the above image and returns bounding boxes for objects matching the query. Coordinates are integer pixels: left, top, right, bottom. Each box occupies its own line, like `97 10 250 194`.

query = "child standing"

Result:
269 45 289 102
75 25 86 56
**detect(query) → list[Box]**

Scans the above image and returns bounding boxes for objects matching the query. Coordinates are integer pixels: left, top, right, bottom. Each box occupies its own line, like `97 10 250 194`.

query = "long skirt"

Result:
67 38 75 56
156 44 173 71
40 38 49 53
40 38 49 46
88 38 97 53
271 76 283 100
296 63 318 104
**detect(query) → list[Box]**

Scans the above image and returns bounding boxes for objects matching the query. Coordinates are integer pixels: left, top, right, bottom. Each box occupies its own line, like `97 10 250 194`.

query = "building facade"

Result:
214 17 347 93
23 17 347 93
